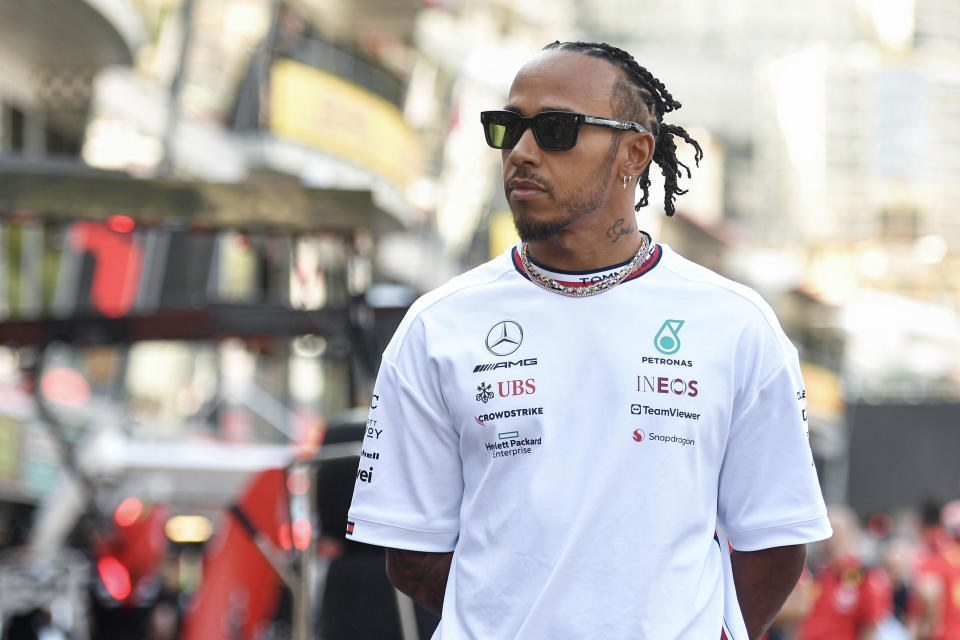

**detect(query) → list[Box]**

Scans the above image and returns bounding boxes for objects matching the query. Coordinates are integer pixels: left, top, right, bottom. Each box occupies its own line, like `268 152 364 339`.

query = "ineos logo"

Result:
637 375 699 397
485 320 523 356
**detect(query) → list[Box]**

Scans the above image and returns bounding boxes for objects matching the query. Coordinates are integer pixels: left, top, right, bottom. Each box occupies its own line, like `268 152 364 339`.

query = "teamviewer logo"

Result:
630 404 642 415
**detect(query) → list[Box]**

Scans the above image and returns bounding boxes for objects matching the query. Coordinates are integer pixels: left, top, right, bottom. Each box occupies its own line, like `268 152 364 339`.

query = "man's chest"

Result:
425 309 737 476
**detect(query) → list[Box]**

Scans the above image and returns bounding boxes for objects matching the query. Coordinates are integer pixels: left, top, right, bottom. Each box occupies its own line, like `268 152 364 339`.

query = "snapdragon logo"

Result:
632 428 695 446
649 432 696 447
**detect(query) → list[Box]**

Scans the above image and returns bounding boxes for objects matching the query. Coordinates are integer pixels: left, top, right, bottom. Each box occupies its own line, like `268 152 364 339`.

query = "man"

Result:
907 501 960 640
795 505 892 640
346 41 831 639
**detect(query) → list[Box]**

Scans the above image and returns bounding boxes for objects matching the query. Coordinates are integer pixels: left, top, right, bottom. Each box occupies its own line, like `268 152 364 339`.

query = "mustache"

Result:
507 168 554 197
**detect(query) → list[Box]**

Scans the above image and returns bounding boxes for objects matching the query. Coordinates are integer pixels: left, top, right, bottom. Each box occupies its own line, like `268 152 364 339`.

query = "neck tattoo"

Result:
606 217 636 243
520 231 652 298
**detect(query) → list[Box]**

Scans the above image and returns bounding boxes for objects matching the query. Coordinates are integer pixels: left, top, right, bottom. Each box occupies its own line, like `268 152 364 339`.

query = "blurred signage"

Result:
69 221 142 317
0 220 143 321
488 210 518 260
0 415 21 488
0 390 60 501
269 59 421 187
800 362 844 422
20 422 62 499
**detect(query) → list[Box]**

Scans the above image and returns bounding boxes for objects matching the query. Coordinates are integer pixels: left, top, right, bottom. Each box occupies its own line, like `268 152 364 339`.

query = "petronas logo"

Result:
654 319 685 355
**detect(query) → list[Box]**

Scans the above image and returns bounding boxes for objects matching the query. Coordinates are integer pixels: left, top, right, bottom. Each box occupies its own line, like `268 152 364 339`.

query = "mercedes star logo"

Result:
485 320 523 356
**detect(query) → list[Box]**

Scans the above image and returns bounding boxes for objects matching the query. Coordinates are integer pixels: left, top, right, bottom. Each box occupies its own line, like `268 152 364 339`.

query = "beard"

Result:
510 138 620 242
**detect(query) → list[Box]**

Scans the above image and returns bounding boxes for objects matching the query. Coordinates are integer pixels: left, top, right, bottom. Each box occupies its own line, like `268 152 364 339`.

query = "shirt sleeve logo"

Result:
486 320 524 356
654 319 685 355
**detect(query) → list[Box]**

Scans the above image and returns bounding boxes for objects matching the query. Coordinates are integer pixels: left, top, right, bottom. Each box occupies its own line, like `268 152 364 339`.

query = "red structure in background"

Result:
94 499 169 604
69 220 143 318
180 468 290 640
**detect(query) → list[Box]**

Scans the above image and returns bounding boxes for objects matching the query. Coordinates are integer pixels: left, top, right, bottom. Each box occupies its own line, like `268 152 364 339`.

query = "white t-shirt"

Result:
347 243 831 640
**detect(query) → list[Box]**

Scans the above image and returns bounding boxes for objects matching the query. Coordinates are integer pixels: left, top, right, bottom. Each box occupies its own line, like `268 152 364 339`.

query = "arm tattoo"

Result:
386 549 453 617
606 217 636 243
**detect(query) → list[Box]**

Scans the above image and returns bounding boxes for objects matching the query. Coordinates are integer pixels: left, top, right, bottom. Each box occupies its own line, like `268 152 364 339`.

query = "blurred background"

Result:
0 0 957 638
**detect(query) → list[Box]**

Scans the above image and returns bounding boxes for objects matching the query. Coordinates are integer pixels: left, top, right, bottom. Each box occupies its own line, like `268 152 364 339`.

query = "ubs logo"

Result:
476 383 494 404
486 320 523 356
633 429 646 442
498 379 535 397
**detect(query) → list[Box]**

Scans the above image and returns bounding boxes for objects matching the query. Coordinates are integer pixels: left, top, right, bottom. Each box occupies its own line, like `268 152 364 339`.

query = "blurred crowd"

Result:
767 499 960 640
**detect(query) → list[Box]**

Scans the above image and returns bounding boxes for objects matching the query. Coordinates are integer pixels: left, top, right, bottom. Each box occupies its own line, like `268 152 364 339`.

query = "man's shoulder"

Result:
658 245 785 331
409 251 515 316
385 251 515 355
659 246 766 305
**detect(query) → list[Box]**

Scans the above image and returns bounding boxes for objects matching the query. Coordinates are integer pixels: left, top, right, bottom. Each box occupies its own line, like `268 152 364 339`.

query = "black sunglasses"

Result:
480 110 646 151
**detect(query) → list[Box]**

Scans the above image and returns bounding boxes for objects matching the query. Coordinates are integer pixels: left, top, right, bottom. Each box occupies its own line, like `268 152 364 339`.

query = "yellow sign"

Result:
270 59 421 187
489 210 519 259
0 416 20 484
800 362 845 421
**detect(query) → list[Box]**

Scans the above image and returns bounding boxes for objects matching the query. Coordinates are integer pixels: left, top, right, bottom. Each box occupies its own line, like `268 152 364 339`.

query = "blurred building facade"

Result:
0 0 427 567
0 0 144 164
0 0 148 538
0 0 435 635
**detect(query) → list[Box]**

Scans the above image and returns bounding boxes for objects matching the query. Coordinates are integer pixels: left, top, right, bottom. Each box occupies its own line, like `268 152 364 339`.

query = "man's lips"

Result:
508 179 547 199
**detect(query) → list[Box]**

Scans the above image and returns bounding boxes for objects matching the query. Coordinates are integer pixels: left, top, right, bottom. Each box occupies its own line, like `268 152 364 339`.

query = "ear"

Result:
622 130 655 176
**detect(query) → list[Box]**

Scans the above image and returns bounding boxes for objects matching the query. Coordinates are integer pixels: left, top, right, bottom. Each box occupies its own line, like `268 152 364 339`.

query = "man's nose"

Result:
506 126 541 166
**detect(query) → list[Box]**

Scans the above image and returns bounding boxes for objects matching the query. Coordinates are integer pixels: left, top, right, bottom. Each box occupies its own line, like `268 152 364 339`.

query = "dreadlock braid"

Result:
543 41 703 216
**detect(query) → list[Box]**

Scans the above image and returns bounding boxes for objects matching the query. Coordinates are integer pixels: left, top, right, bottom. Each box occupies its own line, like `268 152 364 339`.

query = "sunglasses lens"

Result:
482 112 524 149
486 122 509 148
534 112 579 150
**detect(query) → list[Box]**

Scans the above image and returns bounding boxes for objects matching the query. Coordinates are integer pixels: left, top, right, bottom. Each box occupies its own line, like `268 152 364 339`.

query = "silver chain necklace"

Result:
520 232 652 298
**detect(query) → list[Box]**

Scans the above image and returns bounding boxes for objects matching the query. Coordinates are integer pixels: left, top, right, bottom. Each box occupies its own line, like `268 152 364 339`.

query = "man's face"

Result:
502 50 626 242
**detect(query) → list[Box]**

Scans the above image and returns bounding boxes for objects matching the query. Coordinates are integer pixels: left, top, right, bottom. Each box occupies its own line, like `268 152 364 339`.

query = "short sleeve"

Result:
346 353 463 552
718 340 831 551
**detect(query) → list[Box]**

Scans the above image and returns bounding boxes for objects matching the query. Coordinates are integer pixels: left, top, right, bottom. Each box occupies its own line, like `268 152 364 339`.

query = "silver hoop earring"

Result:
622 175 629 190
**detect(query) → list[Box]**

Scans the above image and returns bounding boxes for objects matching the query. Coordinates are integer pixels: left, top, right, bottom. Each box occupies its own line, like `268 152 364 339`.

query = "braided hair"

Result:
543 41 703 217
